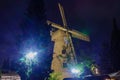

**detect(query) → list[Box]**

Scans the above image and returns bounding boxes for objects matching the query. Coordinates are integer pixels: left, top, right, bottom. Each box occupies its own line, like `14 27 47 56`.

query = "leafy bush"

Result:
48 72 61 80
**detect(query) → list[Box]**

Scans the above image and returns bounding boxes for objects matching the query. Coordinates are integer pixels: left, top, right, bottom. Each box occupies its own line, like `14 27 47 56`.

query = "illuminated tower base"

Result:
51 30 74 80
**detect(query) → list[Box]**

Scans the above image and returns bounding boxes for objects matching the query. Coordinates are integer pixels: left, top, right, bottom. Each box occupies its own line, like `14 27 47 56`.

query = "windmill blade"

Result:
47 20 67 31
69 29 90 42
67 34 78 64
58 3 67 27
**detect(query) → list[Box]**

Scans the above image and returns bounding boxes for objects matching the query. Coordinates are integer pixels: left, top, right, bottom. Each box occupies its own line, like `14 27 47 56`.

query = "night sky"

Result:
0 0 120 78
0 0 29 58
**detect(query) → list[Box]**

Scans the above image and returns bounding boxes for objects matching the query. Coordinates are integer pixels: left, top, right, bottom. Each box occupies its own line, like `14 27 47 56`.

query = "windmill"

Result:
47 3 90 80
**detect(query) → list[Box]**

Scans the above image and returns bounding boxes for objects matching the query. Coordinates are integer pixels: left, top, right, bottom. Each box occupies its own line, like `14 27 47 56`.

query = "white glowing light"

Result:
25 52 37 60
71 68 80 74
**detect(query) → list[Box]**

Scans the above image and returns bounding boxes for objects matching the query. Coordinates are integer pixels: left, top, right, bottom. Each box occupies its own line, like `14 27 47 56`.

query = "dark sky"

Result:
0 0 29 58
0 0 120 62
0 0 50 59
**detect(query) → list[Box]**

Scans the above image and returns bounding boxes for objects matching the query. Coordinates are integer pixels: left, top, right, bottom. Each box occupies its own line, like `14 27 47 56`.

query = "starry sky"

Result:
0 0 120 62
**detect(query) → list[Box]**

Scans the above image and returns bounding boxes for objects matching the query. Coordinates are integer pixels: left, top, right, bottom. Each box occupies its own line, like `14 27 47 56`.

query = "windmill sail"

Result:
58 3 67 27
47 20 90 42
70 29 90 42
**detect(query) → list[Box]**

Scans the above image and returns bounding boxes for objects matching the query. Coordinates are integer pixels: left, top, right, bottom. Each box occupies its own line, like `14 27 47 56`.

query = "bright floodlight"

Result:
25 52 37 60
71 68 80 74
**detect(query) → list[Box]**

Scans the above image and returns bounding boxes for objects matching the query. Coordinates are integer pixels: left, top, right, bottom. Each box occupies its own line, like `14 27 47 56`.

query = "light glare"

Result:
71 68 80 74
25 52 37 60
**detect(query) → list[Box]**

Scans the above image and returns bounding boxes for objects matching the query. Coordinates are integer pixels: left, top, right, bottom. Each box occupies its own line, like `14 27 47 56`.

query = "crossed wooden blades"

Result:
47 3 90 42
47 20 90 42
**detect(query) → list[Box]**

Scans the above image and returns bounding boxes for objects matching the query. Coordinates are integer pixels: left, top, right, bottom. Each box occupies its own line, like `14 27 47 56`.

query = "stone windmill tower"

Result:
47 3 90 80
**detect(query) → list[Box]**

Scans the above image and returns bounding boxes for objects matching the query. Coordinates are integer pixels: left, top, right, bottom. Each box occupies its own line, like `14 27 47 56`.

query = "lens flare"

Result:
20 51 38 78
71 68 80 74
25 52 37 60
